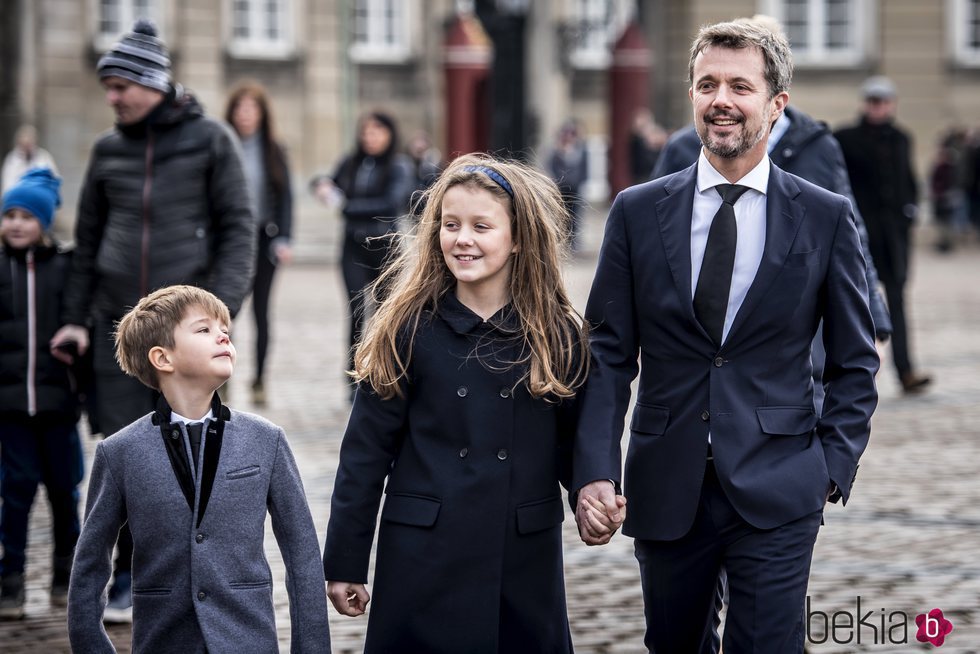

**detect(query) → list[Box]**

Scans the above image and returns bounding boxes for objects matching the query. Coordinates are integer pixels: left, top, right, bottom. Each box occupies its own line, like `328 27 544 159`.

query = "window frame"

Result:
226 0 296 60
92 0 173 53
949 0 980 66
568 0 634 70
348 0 414 65
759 0 874 68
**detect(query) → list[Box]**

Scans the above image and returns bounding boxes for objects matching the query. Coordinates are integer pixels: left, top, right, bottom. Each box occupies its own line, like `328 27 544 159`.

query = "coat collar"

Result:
437 291 519 336
655 162 805 350
153 392 229 526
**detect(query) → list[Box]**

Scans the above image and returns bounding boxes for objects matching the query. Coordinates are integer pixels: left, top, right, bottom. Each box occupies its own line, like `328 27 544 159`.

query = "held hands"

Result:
327 580 370 617
49 324 90 365
575 480 626 546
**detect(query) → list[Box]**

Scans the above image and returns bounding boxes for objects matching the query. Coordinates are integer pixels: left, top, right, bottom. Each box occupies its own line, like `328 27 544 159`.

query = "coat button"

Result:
457 386 468 397
701 410 710 422
499 387 511 398
497 449 508 461
170 429 180 440
197 591 206 601
459 448 468 458
713 356 724 368
196 533 205 543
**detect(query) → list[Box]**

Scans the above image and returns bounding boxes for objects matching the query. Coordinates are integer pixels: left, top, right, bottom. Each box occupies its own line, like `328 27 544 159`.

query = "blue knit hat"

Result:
97 19 172 93
1 168 62 230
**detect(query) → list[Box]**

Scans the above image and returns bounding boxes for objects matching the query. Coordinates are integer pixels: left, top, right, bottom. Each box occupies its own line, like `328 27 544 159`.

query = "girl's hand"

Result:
327 580 370 617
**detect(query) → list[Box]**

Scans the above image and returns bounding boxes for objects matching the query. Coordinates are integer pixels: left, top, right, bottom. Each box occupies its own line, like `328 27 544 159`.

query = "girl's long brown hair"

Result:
224 80 287 194
353 153 589 400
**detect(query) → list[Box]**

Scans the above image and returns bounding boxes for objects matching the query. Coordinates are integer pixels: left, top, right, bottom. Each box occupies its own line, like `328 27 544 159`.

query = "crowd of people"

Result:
0 12 967 653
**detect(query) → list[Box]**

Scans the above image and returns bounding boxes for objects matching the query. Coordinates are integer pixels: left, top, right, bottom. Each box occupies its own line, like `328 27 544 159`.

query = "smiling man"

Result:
573 19 879 652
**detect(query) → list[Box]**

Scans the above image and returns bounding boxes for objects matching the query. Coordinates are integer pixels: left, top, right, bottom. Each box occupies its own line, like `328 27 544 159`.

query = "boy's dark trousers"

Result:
0 413 83 575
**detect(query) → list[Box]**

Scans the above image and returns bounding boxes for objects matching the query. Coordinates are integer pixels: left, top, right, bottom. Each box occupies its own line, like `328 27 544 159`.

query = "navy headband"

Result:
462 165 514 199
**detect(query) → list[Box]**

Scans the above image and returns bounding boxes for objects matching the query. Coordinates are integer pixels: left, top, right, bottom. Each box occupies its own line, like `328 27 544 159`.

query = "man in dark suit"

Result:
835 76 931 394
573 19 879 653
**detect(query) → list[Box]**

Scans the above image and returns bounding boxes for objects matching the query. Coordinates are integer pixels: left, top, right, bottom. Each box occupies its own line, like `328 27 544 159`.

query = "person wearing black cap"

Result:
50 18 254 622
835 76 932 394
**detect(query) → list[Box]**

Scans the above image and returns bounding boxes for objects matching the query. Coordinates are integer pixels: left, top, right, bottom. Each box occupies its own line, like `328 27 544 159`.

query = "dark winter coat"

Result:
0 243 78 417
324 294 576 653
63 87 255 326
332 152 413 238
834 117 919 286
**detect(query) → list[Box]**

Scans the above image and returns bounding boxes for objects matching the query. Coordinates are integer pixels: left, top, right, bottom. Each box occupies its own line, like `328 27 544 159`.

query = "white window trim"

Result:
759 0 874 68
949 0 980 66
226 0 297 60
349 0 414 65
91 0 174 53
569 0 634 71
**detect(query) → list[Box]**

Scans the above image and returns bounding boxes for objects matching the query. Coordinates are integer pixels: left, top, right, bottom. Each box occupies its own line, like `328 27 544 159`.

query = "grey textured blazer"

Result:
68 394 331 653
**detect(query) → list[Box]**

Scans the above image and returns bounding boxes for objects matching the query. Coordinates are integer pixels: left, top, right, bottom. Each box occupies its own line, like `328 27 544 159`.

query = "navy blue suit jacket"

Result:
574 163 879 540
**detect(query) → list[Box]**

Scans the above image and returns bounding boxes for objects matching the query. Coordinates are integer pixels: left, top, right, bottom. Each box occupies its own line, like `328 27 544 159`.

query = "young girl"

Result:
323 154 590 652
0 169 83 618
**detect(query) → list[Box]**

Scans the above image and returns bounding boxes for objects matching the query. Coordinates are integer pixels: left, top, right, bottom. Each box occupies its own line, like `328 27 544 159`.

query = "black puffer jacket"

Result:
63 87 254 324
0 243 78 417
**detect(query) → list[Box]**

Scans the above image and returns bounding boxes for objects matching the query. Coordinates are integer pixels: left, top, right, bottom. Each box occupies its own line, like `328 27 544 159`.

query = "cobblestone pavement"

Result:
2 211 979 653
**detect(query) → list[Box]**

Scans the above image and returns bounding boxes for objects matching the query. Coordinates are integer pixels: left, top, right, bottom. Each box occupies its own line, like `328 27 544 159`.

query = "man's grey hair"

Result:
688 17 794 98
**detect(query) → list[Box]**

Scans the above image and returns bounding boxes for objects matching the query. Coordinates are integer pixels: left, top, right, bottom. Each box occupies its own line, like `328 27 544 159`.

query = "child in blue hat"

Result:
0 168 84 619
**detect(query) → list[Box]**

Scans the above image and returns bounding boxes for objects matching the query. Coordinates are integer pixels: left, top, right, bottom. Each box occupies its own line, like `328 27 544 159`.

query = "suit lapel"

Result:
196 393 229 528
724 166 805 347
655 165 708 336
153 398 196 512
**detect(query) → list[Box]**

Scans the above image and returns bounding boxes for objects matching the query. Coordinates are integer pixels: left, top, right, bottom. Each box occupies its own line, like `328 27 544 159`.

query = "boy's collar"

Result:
152 392 230 426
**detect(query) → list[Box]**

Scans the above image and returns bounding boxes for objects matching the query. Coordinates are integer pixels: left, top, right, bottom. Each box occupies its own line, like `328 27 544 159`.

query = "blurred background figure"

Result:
546 119 588 252
628 108 667 185
406 130 442 217
311 111 413 380
929 127 972 253
835 76 932 394
225 81 294 406
1 125 59 195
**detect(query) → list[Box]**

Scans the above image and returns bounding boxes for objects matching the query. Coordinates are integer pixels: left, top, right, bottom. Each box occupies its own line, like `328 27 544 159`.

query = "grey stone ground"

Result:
2 208 979 653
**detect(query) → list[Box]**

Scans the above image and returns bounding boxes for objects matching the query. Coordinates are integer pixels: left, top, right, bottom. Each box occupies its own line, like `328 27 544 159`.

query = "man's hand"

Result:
50 324 90 365
327 580 370 617
576 480 626 546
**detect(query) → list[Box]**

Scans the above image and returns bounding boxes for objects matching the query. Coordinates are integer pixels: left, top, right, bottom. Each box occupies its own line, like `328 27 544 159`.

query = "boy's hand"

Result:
327 580 370 617
50 324 90 364
575 480 626 546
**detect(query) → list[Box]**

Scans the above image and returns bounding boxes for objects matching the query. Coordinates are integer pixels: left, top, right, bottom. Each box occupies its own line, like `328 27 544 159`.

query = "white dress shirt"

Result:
691 151 770 345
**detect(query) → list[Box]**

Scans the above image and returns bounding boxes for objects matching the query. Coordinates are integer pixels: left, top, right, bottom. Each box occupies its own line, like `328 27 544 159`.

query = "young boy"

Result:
67 285 331 652
0 168 83 618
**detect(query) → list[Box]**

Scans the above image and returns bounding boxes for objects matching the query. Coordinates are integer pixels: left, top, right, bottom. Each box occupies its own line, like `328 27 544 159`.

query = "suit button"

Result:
457 386 468 397
701 410 710 422
713 356 724 367
499 387 511 398
497 449 508 461
196 533 205 543
170 429 180 440
459 448 468 458
197 591 206 601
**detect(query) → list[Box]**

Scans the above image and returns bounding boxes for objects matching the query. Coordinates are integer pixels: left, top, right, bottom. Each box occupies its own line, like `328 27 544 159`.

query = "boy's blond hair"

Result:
115 285 231 390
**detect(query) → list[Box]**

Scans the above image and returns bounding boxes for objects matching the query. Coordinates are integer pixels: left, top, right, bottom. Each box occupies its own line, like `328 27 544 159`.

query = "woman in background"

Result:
225 81 293 406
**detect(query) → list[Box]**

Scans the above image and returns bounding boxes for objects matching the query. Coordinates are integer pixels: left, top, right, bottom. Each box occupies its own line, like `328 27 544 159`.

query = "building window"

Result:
349 0 412 64
228 0 294 59
94 0 164 51
761 0 870 67
950 0 980 66
568 0 634 70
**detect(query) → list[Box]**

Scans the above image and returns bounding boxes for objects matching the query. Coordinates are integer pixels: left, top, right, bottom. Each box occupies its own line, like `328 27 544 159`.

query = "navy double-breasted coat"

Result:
324 294 577 653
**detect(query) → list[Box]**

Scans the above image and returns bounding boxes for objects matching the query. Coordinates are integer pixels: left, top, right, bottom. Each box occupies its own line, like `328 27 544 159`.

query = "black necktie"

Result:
187 422 204 472
694 184 750 348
